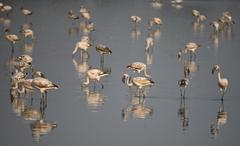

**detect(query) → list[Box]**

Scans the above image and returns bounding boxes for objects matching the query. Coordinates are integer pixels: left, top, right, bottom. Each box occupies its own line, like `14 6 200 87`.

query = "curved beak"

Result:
108 49 112 54
122 75 126 84
126 64 131 68
212 67 216 74
177 51 182 59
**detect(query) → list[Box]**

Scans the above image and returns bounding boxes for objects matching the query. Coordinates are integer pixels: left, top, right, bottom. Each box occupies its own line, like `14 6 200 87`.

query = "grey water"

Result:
0 0 240 146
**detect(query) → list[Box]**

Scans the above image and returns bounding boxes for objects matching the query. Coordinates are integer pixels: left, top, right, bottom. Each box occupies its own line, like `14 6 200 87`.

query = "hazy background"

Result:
0 0 240 146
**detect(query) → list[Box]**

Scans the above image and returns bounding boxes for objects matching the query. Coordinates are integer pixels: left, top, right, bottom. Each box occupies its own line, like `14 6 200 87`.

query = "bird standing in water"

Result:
148 17 163 29
5 29 20 57
210 21 221 33
80 5 91 21
20 7 33 21
96 44 112 65
192 9 207 23
83 69 108 89
122 74 154 97
127 62 151 78
20 28 35 40
178 42 201 60
212 65 229 100
72 36 92 57
178 77 189 97
130 15 141 28
68 10 79 22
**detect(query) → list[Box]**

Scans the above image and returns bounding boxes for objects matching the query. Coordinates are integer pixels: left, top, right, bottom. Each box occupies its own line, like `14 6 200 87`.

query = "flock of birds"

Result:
0 0 235 142
1 2 58 143
66 1 232 134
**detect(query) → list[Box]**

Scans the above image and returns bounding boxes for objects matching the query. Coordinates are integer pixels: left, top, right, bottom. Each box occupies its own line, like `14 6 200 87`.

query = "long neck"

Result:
143 67 150 77
126 76 133 86
217 71 221 81
83 76 89 85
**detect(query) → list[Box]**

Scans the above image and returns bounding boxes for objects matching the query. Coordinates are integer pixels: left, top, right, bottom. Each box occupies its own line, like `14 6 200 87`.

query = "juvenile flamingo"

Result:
122 74 154 97
127 62 150 78
212 65 229 100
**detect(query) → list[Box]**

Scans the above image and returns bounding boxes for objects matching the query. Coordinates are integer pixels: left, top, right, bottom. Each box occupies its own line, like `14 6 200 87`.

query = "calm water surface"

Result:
0 0 240 146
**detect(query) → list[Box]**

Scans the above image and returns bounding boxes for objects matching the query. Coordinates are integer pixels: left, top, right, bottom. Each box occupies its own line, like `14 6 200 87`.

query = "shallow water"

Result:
0 0 240 146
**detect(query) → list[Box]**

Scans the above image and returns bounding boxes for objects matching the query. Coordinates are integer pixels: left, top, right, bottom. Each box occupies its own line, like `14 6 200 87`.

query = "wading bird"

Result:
26 77 59 98
1 4 12 16
127 62 151 78
210 21 221 33
212 65 229 100
148 17 163 29
122 74 154 97
72 36 91 57
20 28 35 40
192 9 207 23
68 10 79 21
80 5 91 20
221 11 235 26
5 29 20 49
178 42 201 60
20 7 32 18
96 44 112 64
178 77 189 97
14 54 33 72
130 15 141 28
83 69 108 88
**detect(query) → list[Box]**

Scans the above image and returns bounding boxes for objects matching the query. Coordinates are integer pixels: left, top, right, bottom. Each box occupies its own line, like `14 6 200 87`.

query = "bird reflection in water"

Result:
9 78 58 143
177 75 189 131
122 96 153 121
171 0 183 10
148 28 161 41
150 0 163 10
21 41 35 55
24 95 57 143
72 51 89 78
178 55 199 80
21 98 43 122
68 25 79 38
29 96 57 143
79 21 95 35
130 28 141 40
82 86 105 111
210 99 227 138
0 16 11 30
178 95 189 131
146 46 153 67
31 119 57 143
192 22 205 34
210 33 219 49
10 92 26 116
20 22 35 54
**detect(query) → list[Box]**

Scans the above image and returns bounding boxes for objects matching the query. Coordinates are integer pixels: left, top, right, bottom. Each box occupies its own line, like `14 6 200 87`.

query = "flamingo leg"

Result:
11 43 14 58
180 88 183 98
221 91 225 101
100 55 104 68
